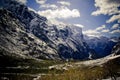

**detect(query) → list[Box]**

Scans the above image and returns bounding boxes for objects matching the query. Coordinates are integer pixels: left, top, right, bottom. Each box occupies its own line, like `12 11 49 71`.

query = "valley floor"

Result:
0 55 120 80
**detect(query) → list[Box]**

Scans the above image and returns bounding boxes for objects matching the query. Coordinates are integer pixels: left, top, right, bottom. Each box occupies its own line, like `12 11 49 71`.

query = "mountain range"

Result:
0 0 119 61
84 36 118 58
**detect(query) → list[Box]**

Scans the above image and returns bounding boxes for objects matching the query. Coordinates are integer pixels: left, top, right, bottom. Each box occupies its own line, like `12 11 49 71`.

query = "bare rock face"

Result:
0 9 59 60
0 0 95 60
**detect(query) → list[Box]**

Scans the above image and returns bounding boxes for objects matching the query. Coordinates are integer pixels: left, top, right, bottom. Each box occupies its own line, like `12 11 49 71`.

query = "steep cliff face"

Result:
0 0 94 60
0 9 59 60
46 25 91 59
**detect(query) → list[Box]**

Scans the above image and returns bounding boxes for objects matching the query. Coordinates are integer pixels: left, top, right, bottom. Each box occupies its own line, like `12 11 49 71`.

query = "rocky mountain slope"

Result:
0 9 59 60
0 0 94 60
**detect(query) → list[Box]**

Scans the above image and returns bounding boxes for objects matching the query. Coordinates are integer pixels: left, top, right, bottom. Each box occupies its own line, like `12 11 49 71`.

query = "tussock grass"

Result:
41 66 108 80
40 57 120 80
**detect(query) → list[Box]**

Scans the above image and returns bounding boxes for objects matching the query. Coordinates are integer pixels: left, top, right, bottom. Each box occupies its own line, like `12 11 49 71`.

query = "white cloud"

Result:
106 14 120 23
92 0 120 36
47 18 65 25
83 25 110 37
15 0 27 4
74 24 84 28
36 0 46 4
40 4 57 9
111 24 119 29
95 25 106 31
38 7 80 19
57 1 71 6
36 0 79 25
83 29 100 37
110 29 120 34
101 29 109 32
92 0 120 16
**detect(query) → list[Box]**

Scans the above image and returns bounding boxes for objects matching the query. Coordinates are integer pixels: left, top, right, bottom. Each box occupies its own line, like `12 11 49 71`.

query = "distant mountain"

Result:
84 35 118 58
0 0 95 60
111 38 120 56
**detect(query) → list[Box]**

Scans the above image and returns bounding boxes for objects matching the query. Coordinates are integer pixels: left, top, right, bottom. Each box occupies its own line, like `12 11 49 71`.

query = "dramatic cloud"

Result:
36 0 46 4
111 24 119 29
106 14 120 23
101 29 109 32
15 0 27 4
40 4 57 9
38 7 80 19
83 25 110 37
83 29 100 37
92 0 120 36
36 0 80 25
47 18 65 25
74 24 84 28
92 0 120 16
57 1 71 6
95 25 106 31
110 29 120 34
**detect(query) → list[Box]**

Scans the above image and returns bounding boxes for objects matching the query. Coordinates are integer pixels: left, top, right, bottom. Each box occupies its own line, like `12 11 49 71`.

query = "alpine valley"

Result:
0 0 120 80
